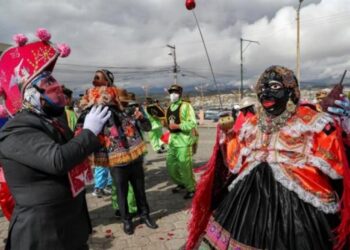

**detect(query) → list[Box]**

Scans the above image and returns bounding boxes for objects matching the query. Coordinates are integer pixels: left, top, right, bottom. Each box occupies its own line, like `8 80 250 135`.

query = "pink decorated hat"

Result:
0 28 71 114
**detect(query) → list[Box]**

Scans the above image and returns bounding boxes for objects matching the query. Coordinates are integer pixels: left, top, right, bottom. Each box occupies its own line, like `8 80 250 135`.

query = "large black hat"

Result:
168 84 183 93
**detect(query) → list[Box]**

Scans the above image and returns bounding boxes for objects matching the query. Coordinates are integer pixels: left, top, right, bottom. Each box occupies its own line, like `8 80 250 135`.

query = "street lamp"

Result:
296 0 304 84
240 38 259 99
166 44 178 84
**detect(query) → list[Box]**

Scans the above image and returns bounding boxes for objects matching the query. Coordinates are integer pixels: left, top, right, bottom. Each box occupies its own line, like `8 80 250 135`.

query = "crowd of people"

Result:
0 29 350 250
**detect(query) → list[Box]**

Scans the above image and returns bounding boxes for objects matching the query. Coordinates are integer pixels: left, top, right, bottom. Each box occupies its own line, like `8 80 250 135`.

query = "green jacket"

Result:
167 99 198 148
145 110 163 130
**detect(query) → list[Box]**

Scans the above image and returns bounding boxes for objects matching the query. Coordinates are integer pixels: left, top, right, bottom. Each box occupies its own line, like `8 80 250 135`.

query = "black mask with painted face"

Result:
258 81 290 117
42 99 65 117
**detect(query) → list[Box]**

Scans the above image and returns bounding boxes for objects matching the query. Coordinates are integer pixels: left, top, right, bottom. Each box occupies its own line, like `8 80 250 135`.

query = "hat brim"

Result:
239 103 254 109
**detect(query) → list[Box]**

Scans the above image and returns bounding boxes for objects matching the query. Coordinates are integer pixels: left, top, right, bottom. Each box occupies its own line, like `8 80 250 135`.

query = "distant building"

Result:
0 42 11 56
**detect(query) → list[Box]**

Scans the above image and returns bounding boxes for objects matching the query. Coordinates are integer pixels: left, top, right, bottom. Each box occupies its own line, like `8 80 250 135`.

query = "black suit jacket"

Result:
0 110 100 250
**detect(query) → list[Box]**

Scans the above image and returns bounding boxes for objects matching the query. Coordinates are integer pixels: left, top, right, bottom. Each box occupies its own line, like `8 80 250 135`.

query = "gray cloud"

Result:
0 0 348 94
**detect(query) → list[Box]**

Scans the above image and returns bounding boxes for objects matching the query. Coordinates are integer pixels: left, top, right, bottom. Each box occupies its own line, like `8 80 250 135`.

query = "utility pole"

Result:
240 38 259 99
240 38 243 100
166 44 178 84
142 85 149 97
296 0 304 84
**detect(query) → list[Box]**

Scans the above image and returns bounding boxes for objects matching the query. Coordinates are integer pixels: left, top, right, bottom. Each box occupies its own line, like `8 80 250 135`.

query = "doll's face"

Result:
93 72 109 87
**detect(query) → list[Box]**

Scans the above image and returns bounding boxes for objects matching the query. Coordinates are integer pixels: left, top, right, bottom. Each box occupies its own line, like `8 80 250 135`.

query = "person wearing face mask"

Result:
165 84 198 200
186 65 350 250
0 29 111 250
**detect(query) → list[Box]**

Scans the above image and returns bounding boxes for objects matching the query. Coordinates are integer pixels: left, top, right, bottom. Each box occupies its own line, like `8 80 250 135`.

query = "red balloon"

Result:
185 0 196 10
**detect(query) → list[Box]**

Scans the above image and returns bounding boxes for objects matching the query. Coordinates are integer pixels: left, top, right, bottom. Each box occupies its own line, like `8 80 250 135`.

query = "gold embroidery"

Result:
318 146 336 161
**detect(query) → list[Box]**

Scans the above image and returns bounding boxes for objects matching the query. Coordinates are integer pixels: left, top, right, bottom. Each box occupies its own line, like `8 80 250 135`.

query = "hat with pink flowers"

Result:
0 28 71 115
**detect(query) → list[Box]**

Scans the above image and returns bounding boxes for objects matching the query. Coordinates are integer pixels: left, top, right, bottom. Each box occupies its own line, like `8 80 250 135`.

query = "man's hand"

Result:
169 123 180 130
133 107 143 120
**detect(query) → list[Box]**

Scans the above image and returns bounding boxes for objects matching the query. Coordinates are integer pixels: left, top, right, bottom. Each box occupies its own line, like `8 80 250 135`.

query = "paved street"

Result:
0 126 217 250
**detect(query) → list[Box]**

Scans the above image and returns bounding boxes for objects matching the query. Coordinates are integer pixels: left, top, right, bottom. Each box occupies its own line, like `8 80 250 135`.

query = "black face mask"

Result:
258 85 290 117
42 100 65 117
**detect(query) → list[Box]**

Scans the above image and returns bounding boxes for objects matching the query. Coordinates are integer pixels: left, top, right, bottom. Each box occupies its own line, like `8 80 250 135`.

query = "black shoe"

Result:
130 212 138 218
172 185 185 193
183 191 195 199
114 210 121 218
115 210 138 219
123 220 134 235
140 215 158 229
156 149 163 154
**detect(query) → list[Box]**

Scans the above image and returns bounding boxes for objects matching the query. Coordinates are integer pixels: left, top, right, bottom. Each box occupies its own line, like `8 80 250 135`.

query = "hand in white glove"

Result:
83 105 111 135
327 97 350 117
327 97 350 134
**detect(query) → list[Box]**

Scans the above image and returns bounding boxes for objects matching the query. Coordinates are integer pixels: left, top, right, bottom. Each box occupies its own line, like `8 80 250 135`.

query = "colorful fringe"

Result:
91 142 147 167
334 124 350 249
186 127 221 250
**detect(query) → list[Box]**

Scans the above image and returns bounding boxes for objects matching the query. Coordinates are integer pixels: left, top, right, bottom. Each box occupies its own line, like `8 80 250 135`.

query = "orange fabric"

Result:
286 165 335 201
226 135 240 170
313 124 345 177
225 105 346 202
233 112 254 133
79 86 122 110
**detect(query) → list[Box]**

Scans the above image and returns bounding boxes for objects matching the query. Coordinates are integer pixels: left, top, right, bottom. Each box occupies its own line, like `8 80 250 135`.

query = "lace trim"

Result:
308 156 342 179
244 152 342 180
238 120 256 141
231 147 251 174
227 162 339 214
280 112 334 137
228 161 260 190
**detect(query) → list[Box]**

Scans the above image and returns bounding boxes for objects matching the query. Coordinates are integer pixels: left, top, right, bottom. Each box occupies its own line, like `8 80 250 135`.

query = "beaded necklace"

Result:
258 108 293 134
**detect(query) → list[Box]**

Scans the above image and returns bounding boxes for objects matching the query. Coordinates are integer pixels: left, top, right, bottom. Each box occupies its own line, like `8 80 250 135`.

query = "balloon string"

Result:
192 10 223 110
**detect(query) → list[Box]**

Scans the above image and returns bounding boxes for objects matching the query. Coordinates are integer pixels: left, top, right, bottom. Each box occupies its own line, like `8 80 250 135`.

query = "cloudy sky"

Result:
1 0 350 94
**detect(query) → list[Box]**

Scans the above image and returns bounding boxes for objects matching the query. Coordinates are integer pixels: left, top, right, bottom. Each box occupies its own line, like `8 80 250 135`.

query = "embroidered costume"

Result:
78 85 147 167
78 70 157 235
187 66 350 250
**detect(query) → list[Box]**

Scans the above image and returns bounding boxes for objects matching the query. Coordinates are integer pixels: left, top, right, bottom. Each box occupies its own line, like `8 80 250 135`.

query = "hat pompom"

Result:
57 43 71 57
36 28 51 42
12 33 28 47
0 105 8 118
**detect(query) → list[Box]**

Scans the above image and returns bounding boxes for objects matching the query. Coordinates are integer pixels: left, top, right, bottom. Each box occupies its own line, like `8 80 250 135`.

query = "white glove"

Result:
327 98 350 117
83 105 111 135
327 97 350 134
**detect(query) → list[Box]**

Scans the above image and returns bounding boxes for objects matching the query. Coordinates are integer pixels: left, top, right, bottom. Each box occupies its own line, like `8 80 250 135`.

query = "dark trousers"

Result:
110 158 150 221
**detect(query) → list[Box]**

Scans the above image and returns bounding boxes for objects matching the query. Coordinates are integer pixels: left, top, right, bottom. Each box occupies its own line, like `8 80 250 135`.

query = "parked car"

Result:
204 109 220 122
